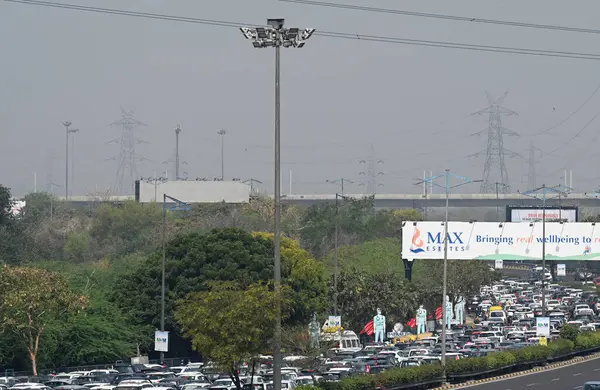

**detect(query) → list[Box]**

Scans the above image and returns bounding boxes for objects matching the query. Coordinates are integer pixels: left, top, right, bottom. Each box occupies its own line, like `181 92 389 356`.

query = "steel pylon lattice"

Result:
359 144 384 195
107 108 148 195
469 92 520 194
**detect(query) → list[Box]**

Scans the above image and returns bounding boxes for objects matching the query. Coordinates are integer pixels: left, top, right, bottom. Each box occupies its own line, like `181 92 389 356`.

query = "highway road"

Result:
464 357 600 389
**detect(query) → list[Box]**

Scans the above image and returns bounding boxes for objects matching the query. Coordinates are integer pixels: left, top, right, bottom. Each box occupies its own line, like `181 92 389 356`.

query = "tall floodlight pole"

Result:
416 170 482 380
495 182 509 221
519 184 566 316
175 125 182 180
62 121 79 200
217 129 227 180
241 20 315 390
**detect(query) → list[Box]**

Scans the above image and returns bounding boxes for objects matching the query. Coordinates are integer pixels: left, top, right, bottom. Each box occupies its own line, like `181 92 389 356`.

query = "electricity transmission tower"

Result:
470 92 519 194
359 144 384 194
107 109 148 195
526 141 543 190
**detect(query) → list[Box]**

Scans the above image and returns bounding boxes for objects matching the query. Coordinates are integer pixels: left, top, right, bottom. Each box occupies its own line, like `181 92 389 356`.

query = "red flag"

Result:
435 306 442 320
360 319 375 335
406 318 416 328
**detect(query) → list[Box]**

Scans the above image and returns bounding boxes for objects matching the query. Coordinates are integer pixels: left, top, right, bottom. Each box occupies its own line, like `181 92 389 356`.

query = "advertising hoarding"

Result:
154 330 169 352
536 317 550 338
507 206 577 223
557 264 566 276
402 221 600 261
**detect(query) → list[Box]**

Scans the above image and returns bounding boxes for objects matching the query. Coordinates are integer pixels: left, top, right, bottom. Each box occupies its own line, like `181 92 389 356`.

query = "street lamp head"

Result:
301 28 316 40
240 27 257 40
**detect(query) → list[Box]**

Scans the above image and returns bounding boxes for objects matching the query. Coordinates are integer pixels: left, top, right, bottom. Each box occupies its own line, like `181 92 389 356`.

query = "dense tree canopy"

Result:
0 183 498 374
111 228 326 355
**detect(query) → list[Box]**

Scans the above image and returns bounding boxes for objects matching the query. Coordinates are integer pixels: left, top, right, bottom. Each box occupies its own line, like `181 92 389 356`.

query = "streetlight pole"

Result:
241 20 315 390
217 129 227 180
416 170 482 380
62 122 78 200
519 184 566 316
160 193 190 363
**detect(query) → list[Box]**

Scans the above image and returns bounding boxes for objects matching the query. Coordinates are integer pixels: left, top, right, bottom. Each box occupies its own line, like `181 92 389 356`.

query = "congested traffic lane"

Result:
463 357 600 389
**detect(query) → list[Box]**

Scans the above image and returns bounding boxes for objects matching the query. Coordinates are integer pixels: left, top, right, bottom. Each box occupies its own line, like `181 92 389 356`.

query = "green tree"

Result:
414 260 498 307
63 231 91 263
111 228 325 347
333 268 420 331
0 184 13 226
176 282 287 389
89 200 161 257
0 185 23 264
322 238 405 276
253 232 326 321
0 266 87 375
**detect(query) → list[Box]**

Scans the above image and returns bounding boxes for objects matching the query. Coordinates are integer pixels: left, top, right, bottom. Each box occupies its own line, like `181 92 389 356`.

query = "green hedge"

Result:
304 330 600 390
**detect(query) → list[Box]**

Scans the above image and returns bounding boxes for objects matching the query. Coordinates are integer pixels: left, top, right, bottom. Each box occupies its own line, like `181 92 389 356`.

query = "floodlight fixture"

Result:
239 21 315 50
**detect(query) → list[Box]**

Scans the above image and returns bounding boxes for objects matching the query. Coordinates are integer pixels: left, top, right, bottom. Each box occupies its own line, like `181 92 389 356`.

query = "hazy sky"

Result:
2 0 600 197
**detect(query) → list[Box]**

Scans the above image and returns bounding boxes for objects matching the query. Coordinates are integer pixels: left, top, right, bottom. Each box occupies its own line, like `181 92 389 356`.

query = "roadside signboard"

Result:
402 221 600 260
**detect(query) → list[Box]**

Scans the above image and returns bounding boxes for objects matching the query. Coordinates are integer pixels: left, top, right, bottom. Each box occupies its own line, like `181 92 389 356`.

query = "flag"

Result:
360 319 374 335
406 318 416 328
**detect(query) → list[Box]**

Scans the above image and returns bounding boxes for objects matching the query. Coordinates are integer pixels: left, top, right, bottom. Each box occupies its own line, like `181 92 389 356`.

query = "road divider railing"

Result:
300 331 600 390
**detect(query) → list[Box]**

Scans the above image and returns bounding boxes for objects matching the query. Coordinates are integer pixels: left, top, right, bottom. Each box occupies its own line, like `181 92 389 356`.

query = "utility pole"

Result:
62 121 78 200
241 20 315 390
326 178 354 197
415 171 482 381
243 178 263 197
217 129 227 180
326 178 354 316
519 184 567 316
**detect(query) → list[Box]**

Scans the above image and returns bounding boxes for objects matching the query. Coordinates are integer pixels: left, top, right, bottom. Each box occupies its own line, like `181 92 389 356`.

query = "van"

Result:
322 330 361 353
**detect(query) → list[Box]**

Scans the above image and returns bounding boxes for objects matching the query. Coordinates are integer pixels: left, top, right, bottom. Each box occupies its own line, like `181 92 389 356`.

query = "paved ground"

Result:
457 357 600 389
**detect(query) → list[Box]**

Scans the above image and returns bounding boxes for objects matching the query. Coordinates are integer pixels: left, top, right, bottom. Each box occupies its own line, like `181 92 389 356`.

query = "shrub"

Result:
560 324 579 342
312 331 600 390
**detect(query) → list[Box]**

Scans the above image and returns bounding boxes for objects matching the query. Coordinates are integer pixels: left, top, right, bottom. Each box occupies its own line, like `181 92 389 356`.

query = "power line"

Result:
6 0 600 61
280 0 600 36
528 83 600 136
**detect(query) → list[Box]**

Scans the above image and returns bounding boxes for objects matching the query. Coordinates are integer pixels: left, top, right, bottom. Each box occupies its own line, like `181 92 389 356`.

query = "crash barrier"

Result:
305 331 600 390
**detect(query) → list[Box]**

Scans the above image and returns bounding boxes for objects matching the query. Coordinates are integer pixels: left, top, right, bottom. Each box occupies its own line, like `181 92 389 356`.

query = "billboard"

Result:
154 330 169 352
402 221 600 261
135 180 250 204
506 206 578 223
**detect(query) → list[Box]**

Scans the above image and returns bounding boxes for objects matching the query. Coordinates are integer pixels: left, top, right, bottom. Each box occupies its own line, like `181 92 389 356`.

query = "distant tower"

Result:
175 125 182 180
359 144 384 194
108 109 147 195
526 141 543 190
471 92 519 193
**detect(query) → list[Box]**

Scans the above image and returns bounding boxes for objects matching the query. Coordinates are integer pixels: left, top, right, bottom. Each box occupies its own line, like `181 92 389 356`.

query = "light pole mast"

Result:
217 129 227 180
519 184 566 315
175 125 181 180
416 170 482 381
241 20 315 390
62 121 78 200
